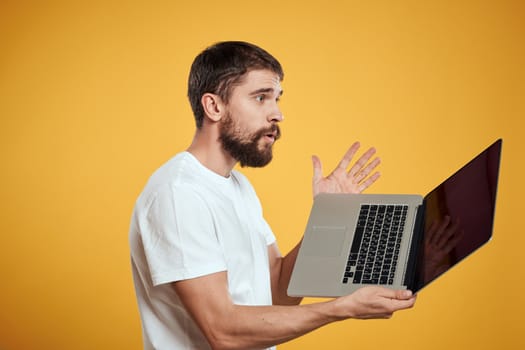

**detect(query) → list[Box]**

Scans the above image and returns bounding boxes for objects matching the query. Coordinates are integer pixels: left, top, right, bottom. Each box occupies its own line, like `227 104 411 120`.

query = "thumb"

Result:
312 155 322 183
395 290 414 300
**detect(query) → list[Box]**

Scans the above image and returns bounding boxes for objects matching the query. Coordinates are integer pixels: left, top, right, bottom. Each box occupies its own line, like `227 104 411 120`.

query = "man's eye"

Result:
255 95 265 102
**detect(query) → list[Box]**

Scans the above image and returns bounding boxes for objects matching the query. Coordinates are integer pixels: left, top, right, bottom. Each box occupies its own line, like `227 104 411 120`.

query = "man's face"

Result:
218 69 283 167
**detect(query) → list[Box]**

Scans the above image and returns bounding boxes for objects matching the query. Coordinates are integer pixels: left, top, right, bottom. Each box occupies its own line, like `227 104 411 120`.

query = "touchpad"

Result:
302 226 347 257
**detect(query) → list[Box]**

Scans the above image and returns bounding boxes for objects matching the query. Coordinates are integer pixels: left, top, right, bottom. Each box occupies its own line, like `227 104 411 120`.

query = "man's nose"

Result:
269 105 284 123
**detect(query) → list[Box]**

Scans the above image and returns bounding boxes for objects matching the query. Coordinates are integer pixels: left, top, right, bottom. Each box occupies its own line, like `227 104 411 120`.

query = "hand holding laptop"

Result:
334 287 416 320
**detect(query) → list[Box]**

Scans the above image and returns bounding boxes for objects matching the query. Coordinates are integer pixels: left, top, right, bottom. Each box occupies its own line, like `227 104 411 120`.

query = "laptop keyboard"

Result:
342 204 408 285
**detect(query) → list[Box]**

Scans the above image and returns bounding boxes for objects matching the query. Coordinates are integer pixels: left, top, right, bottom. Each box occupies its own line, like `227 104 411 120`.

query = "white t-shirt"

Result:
129 152 277 350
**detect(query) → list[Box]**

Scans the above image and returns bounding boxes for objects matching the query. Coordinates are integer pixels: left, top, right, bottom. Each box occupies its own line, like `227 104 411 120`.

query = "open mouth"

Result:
258 125 280 145
265 132 276 142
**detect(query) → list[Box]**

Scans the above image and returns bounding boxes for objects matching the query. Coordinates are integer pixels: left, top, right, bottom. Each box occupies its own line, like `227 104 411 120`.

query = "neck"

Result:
187 126 237 178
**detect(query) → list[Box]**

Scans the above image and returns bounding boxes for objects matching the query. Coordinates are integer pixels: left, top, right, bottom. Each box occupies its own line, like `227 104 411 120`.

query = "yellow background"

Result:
1 0 524 349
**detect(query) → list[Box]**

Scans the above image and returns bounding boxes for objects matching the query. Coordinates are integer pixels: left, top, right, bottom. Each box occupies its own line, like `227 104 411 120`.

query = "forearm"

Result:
175 274 416 350
210 300 340 350
271 240 303 305
174 271 337 350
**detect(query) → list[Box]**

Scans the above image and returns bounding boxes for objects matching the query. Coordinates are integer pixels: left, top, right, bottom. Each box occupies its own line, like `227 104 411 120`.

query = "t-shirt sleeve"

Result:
139 184 227 286
260 216 276 246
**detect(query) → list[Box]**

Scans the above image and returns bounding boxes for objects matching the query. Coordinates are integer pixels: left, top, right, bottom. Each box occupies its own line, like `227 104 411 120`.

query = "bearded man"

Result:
129 41 416 350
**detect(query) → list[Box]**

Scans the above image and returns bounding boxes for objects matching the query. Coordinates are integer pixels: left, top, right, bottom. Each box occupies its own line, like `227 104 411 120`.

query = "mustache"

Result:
255 123 281 141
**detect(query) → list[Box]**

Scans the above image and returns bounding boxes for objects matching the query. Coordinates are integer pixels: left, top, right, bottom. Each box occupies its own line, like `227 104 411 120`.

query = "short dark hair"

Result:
187 41 284 128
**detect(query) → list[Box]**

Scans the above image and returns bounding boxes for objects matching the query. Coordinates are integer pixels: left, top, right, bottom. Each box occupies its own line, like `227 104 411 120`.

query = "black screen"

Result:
413 139 502 292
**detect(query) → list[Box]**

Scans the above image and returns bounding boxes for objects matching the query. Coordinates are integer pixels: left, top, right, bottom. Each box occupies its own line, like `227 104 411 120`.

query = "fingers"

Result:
375 287 414 300
336 142 360 171
313 142 380 196
348 287 417 319
394 289 414 300
357 171 381 192
348 149 381 192
347 146 377 178
390 297 417 312
385 289 417 311
338 142 381 185
353 156 381 182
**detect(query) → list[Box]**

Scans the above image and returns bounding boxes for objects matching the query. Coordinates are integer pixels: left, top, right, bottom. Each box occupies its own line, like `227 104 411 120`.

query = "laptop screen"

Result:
413 139 502 292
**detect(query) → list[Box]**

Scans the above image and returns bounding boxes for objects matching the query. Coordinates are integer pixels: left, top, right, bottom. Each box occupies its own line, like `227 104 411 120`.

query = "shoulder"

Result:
134 153 209 214
150 152 201 187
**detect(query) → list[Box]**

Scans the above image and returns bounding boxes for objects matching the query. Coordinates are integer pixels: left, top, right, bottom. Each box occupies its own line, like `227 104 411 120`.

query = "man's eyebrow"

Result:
249 88 284 96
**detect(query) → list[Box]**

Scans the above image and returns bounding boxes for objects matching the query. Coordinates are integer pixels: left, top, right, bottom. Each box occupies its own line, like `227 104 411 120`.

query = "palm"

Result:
312 142 380 197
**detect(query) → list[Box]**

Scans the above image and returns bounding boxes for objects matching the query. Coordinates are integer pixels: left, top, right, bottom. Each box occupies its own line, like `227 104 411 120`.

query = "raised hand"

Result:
312 141 381 197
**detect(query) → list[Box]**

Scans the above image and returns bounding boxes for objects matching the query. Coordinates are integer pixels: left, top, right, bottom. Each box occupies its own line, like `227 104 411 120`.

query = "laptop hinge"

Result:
403 200 426 291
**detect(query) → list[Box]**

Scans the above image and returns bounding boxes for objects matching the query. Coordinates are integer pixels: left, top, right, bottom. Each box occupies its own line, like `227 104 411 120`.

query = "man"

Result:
129 41 416 350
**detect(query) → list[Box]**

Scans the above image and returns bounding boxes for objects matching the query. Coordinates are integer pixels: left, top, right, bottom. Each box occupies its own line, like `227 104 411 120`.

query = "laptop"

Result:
287 139 502 297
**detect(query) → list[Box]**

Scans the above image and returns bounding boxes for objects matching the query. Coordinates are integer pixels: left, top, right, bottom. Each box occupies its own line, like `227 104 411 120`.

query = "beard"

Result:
218 113 281 168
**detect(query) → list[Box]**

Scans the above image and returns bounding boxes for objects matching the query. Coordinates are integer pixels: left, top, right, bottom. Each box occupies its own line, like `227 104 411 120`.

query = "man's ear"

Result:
201 93 224 123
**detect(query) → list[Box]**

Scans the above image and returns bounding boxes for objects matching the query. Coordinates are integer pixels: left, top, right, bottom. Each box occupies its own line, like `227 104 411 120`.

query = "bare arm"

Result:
268 241 303 306
173 272 416 350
